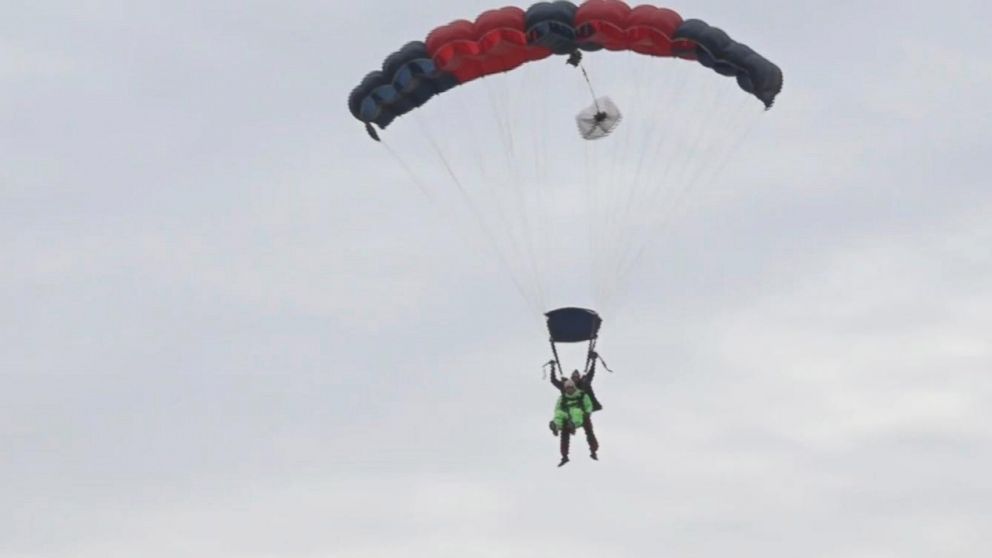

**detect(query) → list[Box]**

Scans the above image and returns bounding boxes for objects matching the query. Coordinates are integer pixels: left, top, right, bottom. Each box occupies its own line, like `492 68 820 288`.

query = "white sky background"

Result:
2 1 991 557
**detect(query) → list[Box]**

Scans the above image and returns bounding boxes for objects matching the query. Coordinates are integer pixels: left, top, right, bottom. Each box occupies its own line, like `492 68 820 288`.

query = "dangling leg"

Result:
552 407 571 466
583 416 599 460
559 422 573 467
559 408 585 467
551 406 568 437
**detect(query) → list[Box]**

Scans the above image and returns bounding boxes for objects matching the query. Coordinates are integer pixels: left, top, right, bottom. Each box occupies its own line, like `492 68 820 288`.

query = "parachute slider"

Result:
576 96 622 140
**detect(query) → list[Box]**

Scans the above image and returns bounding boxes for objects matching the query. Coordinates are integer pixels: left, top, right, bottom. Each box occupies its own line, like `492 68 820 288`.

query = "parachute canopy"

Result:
349 0 783 132
546 307 603 343
348 1 784 319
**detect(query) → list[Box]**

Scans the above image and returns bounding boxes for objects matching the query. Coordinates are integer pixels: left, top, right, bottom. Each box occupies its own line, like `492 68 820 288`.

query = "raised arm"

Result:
581 354 597 388
549 364 564 390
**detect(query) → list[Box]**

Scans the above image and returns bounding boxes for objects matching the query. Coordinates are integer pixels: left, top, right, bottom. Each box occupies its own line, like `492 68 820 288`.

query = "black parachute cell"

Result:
546 307 603 343
525 1 579 54
674 19 783 108
347 41 458 128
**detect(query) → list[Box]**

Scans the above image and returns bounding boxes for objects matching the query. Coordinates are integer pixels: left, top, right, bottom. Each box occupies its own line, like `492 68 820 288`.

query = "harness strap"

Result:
542 360 555 381
597 353 615 374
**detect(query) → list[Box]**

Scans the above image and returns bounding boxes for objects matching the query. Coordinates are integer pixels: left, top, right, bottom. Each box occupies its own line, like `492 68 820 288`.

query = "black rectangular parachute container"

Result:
546 307 601 342
546 307 602 374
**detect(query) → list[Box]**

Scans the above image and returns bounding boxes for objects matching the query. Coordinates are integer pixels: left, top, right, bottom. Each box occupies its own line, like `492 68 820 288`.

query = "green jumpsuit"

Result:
553 389 594 430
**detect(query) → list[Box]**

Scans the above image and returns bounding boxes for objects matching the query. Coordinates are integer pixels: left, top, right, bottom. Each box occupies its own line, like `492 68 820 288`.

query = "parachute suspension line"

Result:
585 140 606 311
507 70 555 310
596 63 696 311
594 57 628 284
484 77 549 310
448 88 540 305
380 139 434 202
687 106 763 214
584 338 598 375
662 88 750 214
381 128 539 314
429 87 549 313
602 54 654 235
581 55 631 308
580 94 607 310
380 135 533 306
460 89 540 288
549 340 564 377
519 63 557 305
593 58 684 309
600 69 736 311
596 58 649 308
617 62 690 232
620 98 763 283
644 84 746 238
608 126 756 310
416 113 544 313
483 79 527 273
385 130 538 312
626 73 718 246
603 76 725 304
579 62 604 117
609 92 765 310
602 62 688 281
688 93 765 197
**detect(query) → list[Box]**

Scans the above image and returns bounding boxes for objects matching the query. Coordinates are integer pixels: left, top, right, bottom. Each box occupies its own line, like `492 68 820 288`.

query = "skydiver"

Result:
549 352 603 412
549 379 599 467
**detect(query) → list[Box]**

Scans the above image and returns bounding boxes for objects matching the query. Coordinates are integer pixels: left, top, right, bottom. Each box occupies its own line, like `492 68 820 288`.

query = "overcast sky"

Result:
2 1 991 557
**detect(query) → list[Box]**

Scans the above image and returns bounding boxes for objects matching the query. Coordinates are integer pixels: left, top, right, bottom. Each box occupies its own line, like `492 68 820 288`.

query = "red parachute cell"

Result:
575 1 692 58
426 7 552 84
575 0 632 51
627 5 688 56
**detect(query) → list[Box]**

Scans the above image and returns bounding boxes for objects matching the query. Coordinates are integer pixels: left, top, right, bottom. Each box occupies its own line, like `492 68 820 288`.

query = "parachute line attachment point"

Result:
578 62 601 114
365 123 380 142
